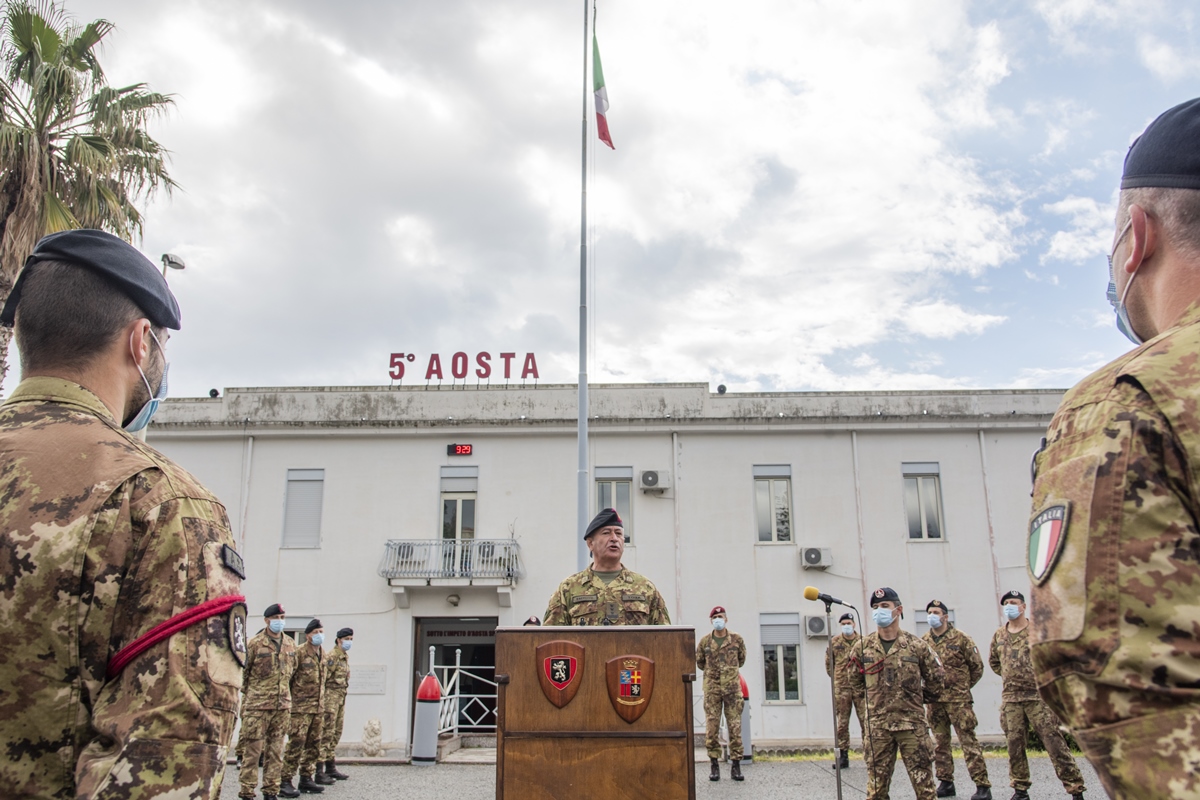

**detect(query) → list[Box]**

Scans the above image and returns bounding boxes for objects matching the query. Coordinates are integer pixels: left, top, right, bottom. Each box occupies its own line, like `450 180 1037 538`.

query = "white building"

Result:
149 381 1062 751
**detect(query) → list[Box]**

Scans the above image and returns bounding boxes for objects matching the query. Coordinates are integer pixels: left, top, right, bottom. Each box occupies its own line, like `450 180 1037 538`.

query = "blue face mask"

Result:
341 640 353 652
311 632 325 646
124 331 169 433
1003 604 1021 620
269 619 285 634
927 614 943 629
872 607 894 627
1107 219 1143 345
712 618 726 631
841 624 855 637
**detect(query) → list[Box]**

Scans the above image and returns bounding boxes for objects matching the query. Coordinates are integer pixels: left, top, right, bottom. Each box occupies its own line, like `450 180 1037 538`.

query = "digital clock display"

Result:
447 443 473 456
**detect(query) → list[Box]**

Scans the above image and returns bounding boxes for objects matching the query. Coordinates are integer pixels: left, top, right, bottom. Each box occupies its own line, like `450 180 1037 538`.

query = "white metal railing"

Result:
430 646 497 735
378 539 524 582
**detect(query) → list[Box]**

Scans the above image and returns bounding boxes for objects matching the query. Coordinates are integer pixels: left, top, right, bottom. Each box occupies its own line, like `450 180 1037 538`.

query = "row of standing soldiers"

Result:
238 607 355 800
826 588 1085 800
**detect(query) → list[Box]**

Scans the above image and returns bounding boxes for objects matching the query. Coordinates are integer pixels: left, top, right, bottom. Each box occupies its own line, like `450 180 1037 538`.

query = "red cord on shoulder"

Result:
106 594 246 679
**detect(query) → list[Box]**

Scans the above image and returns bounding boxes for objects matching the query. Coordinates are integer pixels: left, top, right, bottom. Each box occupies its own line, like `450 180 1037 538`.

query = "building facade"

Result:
149 382 1061 751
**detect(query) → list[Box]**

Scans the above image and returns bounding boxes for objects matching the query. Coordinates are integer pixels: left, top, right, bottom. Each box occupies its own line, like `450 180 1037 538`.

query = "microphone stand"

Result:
824 600 843 800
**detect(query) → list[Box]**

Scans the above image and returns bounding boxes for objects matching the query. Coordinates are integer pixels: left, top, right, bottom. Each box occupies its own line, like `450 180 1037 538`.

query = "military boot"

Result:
326 760 350 780
1009 791 1030 800
279 779 300 798
970 787 992 800
297 774 325 793
709 758 720 781
838 749 850 769
1071 794 1084 800
314 764 335 786
937 779 956 797
731 760 744 781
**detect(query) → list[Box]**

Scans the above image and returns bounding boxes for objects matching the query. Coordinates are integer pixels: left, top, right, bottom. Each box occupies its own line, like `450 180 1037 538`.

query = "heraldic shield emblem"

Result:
536 640 584 708
605 654 655 723
1029 503 1070 584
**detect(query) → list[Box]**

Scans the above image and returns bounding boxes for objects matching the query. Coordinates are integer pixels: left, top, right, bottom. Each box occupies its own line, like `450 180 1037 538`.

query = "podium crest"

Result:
536 640 584 708
605 654 655 723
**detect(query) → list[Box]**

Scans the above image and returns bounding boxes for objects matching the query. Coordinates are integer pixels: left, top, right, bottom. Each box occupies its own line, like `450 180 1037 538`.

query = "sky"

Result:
6 0 1198 398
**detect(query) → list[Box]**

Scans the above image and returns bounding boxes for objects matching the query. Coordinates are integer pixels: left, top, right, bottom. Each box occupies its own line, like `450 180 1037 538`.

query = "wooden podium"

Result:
495 626 697 800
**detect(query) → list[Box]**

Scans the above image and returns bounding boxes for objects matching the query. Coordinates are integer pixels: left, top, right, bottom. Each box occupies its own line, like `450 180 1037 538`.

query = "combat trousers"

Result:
864 726 937 800
835 689 866 751
704 688 744 760
320 695 347 761
927 702 990 788
238 709 290 797
283 710 325 780
1000 700 1084 794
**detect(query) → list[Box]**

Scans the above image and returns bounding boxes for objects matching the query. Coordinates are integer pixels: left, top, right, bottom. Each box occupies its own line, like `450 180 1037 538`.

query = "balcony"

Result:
378 539 525 608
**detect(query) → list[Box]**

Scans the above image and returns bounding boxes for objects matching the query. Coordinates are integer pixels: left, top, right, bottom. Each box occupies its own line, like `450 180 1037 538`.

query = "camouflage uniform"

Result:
848 630 944 800
319 645 351 762
543 566 671 625
282 643 327 782
826 632 866 752
239 629 297 798
0 378 245 800
988 625 1084 795
1029 301 1200 800
922 626 990 789
696 631 747 760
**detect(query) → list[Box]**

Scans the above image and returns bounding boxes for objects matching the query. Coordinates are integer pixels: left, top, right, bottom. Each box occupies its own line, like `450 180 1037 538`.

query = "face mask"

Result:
1107 219 1143 345
872 608 894 627
1003 604 1021 620
268 619 285 634
841 624 855 637
712 619 726 631
124 331 169 432
311 633 325 646
927 614 943 629
341 640 352 651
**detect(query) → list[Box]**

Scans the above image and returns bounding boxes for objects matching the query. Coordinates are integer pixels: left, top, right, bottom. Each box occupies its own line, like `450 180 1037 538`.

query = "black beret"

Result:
305 618 323 634
1000 590 1025 605
869 587 901 608
584 507 623 539
1122 98 1200 191
926 600 949 614
337 628 353 639
522 615 541 626
263 603 284 618
0 229 181 329
838 612 854 623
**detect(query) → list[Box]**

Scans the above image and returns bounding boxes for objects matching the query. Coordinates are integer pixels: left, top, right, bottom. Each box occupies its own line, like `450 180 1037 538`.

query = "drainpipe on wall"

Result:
238 424 254 555
977 429 1003 626
851 431 869 614
672 431 682 624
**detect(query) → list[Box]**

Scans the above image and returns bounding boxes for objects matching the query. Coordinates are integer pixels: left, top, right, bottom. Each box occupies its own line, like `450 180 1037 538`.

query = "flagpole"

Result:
576 0 591 571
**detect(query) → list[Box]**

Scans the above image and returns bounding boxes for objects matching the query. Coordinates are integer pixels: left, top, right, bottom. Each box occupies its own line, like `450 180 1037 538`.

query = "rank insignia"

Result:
228 602 248 667
1029 503 1070 584
536 640 584 708
605 654 655 723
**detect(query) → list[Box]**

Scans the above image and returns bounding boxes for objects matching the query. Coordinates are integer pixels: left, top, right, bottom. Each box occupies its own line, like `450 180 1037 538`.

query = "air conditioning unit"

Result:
801 547 833 570
805 615 830 638
639 470 671 492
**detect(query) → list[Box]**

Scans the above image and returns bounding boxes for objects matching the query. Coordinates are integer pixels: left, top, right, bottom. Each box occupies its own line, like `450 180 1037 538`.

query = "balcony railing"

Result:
378 539 524 583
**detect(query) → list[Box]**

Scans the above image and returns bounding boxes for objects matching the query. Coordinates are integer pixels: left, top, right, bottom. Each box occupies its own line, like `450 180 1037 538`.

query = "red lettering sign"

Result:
500 352 516 379
521 353 539 379
425 354 443 380
475 352 491 378
395 352 538 382
451 351 468 379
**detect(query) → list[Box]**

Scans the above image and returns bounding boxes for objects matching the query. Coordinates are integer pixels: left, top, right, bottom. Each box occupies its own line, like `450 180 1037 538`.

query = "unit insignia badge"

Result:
605 654 655 723
536 640 584 708
228 602 248 667
1029 503 1070 584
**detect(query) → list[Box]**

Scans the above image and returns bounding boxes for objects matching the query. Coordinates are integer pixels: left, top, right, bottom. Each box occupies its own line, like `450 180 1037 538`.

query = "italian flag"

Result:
593 31 614 149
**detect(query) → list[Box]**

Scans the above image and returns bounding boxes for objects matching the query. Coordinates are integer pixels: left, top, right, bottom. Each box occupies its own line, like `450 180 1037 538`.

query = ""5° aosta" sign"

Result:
389 352 540 381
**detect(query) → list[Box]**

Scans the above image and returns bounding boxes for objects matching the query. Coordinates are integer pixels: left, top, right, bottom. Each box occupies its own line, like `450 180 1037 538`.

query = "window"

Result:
282 469 324 548
442 493 476 540
902 462 944 540
753 465 792 543
596 467 633 543
760 613 802 702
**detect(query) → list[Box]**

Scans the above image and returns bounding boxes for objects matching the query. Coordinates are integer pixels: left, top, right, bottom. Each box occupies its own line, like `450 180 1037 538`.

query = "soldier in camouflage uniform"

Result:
318 627 353 782
543 508 671 626
848 587 944 800
922 600 990 800
696 606 747 782
826 612 865 769
989 591 1084 800
240 604 297 800
0 231 247 800
1029 97 1200 800
281 619 328 795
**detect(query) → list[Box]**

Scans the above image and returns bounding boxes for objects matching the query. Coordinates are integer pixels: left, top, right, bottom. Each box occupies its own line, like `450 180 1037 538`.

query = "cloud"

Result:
1040 195 1115 264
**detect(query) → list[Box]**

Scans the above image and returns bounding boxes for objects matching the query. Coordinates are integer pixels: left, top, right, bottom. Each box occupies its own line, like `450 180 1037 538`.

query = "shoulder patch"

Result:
222 544 247 579
1029 503 1070 584
228 603 248 666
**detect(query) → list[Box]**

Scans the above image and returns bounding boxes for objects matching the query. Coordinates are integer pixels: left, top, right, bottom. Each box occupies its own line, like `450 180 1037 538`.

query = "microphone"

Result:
804 586 854 607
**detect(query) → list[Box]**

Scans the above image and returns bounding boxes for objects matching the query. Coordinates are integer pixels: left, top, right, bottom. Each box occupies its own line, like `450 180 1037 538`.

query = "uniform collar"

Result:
585 565 627 585
5 376 115 422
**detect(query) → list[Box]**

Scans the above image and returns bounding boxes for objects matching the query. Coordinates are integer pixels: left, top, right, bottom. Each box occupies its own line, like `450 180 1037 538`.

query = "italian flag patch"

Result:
1029 504 1070 584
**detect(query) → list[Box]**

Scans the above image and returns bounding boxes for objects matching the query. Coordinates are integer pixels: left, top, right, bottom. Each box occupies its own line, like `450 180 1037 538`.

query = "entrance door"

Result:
413 617 498 737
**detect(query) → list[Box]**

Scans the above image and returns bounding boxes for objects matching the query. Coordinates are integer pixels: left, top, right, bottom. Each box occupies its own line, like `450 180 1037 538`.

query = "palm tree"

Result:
0 0 175 386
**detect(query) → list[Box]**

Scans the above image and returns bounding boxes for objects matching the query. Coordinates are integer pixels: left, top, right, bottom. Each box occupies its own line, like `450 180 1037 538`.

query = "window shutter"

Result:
283 469 324 548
